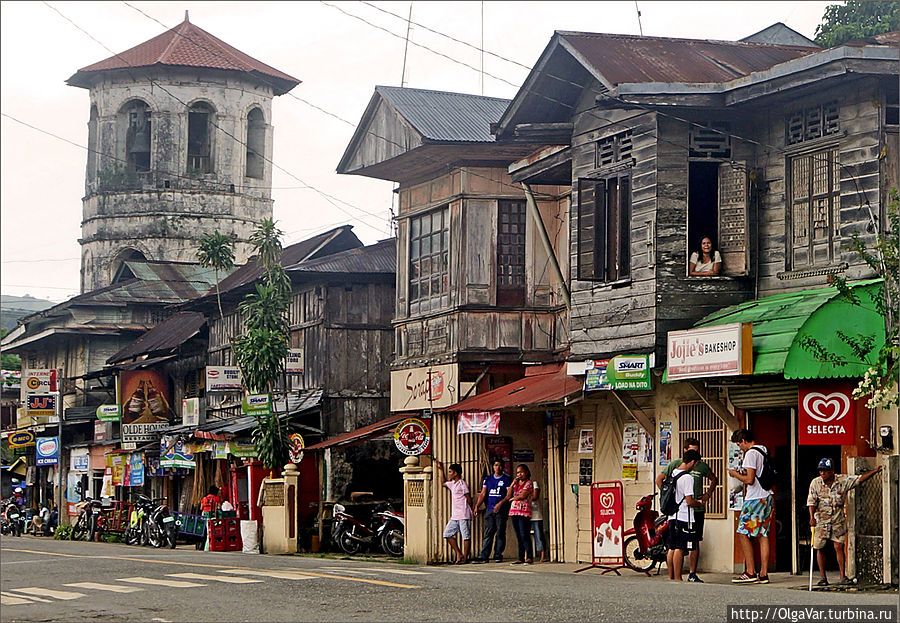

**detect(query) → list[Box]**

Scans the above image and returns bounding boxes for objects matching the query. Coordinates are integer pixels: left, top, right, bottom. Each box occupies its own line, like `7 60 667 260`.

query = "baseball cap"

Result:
817 458 834 470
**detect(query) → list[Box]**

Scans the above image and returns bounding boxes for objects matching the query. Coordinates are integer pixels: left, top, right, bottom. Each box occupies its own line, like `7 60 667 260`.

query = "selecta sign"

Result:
666 323 753 381
799 382 858 446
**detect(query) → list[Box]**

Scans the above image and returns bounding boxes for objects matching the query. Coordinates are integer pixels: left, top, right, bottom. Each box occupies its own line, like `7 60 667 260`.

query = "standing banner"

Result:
120 370 172 443
798 382 858 446
109 453 126 486
101 467 114 498
573 481 627 574
129 452 145 487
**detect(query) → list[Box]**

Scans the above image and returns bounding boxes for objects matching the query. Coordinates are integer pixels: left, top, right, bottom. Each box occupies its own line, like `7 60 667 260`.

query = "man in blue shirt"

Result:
472 459 511 563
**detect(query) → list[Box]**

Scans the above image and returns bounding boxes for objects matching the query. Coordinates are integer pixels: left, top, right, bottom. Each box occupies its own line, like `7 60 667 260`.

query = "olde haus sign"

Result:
799 383 858 446
390 364 459 412
666 323 753 381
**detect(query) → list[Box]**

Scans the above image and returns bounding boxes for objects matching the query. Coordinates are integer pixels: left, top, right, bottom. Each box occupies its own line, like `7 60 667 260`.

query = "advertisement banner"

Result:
390 363 459 412
241 394 271 417
457 411 500 435
798 382 858 446
96 404 120 422
393 418 432 455
70 448 90 473
26 394 57 418
129 452 145 487
66 472 83 515
590 481 625 566
584 359 612 391
36 437 59 465
109 453 125 486
182 397 201 427
607 355 652 390
120 370 172 443
621 424 639 480
8 431 35 448
159 435 195 469
229 439 257 458
658 421 673 466
666 323 753 381
288 433 305 464
94 420 110 443
205 366 243 392
285 349 304 375
578 429 594 454
23 369 57 394
213 441 230 460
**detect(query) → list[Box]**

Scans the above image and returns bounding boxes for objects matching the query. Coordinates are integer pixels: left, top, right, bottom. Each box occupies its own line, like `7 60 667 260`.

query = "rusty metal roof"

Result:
558 31 817 85
287 238 395 275
440 363 582 412
107 311 206 364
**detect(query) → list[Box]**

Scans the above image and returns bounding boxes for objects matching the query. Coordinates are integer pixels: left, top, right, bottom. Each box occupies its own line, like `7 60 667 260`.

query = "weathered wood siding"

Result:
343 97 422 173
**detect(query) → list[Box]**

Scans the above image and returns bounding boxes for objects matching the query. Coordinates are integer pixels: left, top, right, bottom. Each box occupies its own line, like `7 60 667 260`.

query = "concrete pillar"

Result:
400 456 432 563
259 463 301 555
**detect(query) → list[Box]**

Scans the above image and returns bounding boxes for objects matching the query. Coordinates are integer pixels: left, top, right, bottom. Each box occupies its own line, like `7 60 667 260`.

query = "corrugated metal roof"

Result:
306 412 409 451
441 363 581 412
559 31 817 85
376 86 510 142
287 238 395 275
67 262 223 306
67 17 299 94
107 311 206 364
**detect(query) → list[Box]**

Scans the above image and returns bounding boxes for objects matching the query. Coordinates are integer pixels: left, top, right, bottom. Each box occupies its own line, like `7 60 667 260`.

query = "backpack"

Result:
749 446 778 491
659 470 691 517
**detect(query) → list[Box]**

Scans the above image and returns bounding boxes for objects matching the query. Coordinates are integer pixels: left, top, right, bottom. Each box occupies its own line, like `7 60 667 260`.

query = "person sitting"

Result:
689 236 722 276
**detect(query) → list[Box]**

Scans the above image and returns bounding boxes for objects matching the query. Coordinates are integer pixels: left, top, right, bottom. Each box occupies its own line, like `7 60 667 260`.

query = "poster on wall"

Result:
70 448 90 473
583 360 612 391
160 435 195 469
457 411 500 435
658 421 673 466
109 453 125 486
590 482 624 566
798 382 858 446
120 369 172 443
639 431 653 466
129 452 145 487
101 467 114 498
578 429 594 454
621 423 639 480
579 459 593 486
66 473 83 515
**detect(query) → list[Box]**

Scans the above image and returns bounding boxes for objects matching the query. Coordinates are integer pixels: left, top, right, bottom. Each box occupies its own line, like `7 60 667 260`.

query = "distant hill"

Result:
1 294 56 331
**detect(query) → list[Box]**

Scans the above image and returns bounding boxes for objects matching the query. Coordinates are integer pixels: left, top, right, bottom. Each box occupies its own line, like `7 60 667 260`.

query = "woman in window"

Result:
689 236 722 276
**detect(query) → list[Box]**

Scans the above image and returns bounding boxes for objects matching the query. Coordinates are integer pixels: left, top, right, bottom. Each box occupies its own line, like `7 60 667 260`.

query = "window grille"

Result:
596 130 633 167
788 147 840 268
677 402 726 518
407 480 424 507
408 207 450 314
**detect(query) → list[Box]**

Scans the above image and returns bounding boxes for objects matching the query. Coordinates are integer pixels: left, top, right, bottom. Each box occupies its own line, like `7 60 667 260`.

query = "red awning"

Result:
306 413 410 451
441 363 581 412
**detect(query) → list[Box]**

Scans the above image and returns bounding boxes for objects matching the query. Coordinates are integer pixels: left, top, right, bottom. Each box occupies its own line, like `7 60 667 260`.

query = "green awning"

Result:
667 280 885 380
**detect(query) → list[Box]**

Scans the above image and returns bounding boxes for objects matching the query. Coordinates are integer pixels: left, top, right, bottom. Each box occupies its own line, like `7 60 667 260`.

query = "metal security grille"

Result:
407 480 424 507
855 462 884 584
677 402 726 518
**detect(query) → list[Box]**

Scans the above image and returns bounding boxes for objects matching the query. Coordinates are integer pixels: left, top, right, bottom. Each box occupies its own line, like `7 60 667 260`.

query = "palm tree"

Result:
196 231 236 322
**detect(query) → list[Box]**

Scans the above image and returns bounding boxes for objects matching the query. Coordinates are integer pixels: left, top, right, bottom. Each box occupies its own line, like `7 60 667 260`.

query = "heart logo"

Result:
802 392 850 423
599 492 614 508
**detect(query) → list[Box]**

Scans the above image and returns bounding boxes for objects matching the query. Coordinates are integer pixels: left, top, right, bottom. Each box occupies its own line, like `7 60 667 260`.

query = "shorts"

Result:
813 520 847 549
737 495 774 538
693 513 705 542
443 519 471 540
667 520 698 552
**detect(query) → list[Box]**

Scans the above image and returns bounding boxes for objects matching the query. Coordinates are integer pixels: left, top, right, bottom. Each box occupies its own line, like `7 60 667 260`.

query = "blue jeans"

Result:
511 515 533 562
478 510 508 560
532 519 545 552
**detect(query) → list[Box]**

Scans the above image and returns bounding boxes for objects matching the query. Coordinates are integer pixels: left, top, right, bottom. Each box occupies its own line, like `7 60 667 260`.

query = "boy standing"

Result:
727 428 773 584
472 459 511 563
436 460 474 564
666 449 703 581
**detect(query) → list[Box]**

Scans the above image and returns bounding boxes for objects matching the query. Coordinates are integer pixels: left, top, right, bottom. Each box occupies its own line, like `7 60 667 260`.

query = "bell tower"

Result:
67 15 300 292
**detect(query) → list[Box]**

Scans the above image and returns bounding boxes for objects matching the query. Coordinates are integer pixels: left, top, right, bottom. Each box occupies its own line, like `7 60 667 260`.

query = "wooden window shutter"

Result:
577 180 598 280
618 175 631 280
717 162 749 276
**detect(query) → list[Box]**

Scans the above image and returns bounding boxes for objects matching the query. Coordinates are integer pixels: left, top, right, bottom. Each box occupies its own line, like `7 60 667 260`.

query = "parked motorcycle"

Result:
332 501 404 556
143 498 179 549
71 497 107 542
125 495 155 546
622 493 669 573
375 506 404 557
2 500 24 537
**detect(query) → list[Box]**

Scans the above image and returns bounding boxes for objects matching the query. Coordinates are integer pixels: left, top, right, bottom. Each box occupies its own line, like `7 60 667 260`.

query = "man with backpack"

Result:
662 449 704 581
727 429 774 584
656 437 719 582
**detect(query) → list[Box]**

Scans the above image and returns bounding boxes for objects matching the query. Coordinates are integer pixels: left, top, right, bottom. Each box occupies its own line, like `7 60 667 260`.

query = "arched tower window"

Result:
188 102 214 174
87 105 99 180
110 248 147 284
246 108 265 179
123 100 151 173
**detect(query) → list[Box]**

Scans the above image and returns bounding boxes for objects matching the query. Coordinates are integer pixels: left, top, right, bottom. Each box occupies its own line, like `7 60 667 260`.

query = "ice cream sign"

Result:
799 383 857 446
36 436 59 465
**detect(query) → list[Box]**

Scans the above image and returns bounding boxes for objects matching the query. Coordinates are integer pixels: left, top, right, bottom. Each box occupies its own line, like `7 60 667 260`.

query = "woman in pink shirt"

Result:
436 460 474 564
495 464 534 564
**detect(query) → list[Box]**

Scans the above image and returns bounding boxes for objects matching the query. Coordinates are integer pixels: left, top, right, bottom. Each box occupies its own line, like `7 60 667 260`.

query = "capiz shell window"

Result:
409 206 449 314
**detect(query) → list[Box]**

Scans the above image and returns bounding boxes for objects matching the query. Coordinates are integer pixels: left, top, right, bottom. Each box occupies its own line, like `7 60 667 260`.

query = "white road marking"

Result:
118 577 205 588
1 594 32 605
1 559 46 565
1 591 51 604
65 582 144 593
491 569 532 574
167 572 262 584
9 587 86 600
219 569 315 581
151 618 172 622
356 567 430 575
442 569 484 574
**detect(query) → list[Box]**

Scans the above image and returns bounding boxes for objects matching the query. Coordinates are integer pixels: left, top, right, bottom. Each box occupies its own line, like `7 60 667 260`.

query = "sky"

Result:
0 0 833 303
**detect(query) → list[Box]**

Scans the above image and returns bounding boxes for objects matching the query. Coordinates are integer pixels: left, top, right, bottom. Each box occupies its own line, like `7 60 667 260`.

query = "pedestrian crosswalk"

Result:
65 582 144 593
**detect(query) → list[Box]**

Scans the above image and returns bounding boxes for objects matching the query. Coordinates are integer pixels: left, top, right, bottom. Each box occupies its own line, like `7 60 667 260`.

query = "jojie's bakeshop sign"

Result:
666 323 752 381
799 383 857 445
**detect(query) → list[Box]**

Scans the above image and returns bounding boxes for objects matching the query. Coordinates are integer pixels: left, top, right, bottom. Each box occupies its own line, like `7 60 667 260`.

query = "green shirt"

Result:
663 459 712 514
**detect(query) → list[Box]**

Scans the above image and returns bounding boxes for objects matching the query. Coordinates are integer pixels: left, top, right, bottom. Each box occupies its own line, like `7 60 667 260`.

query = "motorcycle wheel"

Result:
338 530 361 555
148 524 164 548
72 517 88 541
623 534 655 572
381 528 404 557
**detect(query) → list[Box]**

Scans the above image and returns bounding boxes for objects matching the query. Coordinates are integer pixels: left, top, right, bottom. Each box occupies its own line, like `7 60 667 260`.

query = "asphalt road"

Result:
1 536 897 622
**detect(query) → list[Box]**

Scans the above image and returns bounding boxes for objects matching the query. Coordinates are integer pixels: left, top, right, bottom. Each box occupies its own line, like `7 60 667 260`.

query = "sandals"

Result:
816 578 829 587
837 577 855 586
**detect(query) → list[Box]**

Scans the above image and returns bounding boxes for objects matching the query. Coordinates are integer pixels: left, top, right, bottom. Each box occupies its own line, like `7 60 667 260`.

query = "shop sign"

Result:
35 437 59 466
241 394 271 416
285 349 304 375
798 383 858 446
288 433 305 464
8 431 35 448
590 482 625 566
584 360 612 391
390 363 459 412
26 394 57 418
666 323 753 381
205 366 243 392
182 397 201 427
23 369 57 394
393 418 431 455
96 404 120 422
94 420 110 443
160 435 195 469
129 452 145 487
229 439 257 458
70 448 90 473
213 441 229 460
606 355 651 390
120 370 172 443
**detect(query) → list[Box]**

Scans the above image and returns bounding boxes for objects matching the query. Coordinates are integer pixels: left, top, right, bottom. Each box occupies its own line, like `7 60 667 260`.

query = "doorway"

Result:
796 443 842 576
747 409 792 572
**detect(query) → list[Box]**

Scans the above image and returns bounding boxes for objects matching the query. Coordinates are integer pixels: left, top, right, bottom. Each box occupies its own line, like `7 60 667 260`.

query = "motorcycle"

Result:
622 493 670 573
125 495 154 546
332 501 404 556
143 498 180 549
71 497 107 542
375 506 404 557
2 501 24 537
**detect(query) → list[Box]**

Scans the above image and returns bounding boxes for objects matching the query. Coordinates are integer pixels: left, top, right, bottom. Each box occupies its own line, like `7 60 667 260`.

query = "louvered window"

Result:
689 123 731 159
596 131 633 167
786 102 840 146
576 173 631 282
788 147 841 268
677 402 726 518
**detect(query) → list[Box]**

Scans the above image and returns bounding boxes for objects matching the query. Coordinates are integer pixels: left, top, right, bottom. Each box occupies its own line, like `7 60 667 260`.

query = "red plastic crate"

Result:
208 518 242 551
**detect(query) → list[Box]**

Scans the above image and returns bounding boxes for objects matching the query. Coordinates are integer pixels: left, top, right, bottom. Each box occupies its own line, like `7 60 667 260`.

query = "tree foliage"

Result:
196 231 236 322
1 328 21 374
814 1 899 47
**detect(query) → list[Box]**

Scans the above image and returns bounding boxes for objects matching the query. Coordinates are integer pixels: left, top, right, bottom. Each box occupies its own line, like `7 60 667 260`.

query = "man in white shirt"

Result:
666 449 703 581
727 428 774 584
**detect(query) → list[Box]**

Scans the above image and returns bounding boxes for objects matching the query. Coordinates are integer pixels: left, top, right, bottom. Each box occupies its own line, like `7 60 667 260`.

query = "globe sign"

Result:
393 418 430 456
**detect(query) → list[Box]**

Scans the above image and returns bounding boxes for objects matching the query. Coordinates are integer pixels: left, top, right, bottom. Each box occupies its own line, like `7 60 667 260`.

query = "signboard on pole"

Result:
70 448 90 473
584 360 612 391
8 431 35 448
288 433 305 464
36 437 59 466
26 394 57 418
390 363 459 411
393 418 431 455
23 369 57 394
205 366 243 392
666 323 753 381
798 382 858 446
285 349 304 375
590 481 625 567
241 394 271 417
129 452 145 487
606 355 652 390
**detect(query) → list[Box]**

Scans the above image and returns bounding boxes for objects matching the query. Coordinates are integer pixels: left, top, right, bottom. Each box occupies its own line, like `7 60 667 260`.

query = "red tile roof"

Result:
67 17 299 94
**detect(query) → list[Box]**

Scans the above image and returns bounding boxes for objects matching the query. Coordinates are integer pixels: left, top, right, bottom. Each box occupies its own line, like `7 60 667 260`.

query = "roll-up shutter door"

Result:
726 382 797 410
